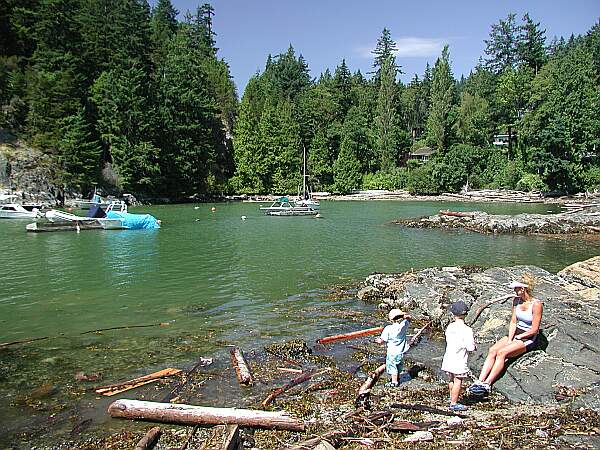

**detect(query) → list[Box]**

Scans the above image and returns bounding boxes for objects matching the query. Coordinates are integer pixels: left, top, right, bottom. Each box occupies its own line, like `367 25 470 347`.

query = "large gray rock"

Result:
362 257 600 409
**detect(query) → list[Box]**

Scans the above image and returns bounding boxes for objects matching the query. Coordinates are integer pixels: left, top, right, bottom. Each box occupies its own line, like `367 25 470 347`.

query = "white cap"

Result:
509 281 528 289
388 308 405 321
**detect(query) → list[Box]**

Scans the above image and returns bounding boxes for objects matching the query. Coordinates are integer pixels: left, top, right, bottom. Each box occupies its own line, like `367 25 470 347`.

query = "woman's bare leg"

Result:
478 337 509 382
482 341 526 385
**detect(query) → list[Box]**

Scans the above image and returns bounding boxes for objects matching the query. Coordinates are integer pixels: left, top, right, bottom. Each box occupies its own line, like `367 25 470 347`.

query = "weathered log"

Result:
230 348 253 386
95 368 182 396
108 399 305 432
134 426 162 450
261 369 329 408
469 294 514 325
439 210 475 218
357 364 386 396
317 327 384 345
223 424 241 450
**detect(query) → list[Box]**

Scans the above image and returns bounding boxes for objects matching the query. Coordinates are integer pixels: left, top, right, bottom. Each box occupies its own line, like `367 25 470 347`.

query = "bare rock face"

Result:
361 257 600 410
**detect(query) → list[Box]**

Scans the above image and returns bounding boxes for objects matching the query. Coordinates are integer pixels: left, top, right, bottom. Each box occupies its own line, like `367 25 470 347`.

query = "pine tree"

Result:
374 56 399 171
484 13 519 73
426 45 456 152
372 28 400 76
150 0 178 68
517 13 547 74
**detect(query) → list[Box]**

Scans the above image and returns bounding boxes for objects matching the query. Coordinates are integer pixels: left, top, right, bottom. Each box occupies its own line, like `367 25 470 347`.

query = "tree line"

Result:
1 3 599 197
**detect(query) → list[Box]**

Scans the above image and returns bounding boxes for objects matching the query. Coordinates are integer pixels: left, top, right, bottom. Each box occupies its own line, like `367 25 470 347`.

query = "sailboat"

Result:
296 145 320 209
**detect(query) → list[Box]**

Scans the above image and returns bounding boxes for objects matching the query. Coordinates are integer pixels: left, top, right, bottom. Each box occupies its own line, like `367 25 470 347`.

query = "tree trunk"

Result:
230 348 253 386
317 327 384 345
108 399 304 432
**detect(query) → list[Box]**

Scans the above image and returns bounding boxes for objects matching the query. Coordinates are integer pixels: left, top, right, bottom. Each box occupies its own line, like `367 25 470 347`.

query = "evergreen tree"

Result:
333 134 362 194
484 13 519 73
517 13 547 74
372 28 400 76
374 56 399 171
426 45 456 152
454 91 492 146
150 0 178 68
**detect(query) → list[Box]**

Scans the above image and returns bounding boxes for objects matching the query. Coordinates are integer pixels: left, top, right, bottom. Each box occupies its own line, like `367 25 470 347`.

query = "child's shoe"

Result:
450 403 467 411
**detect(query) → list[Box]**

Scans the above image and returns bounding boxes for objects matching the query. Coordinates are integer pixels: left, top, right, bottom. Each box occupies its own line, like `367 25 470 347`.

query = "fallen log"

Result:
469 294 514 325
439 210 475 218
134 426 162 450
230 348 253 386
261 369 330 408
317 327 384 345
108 399 305 432
95 368 182 396
357 364 386 396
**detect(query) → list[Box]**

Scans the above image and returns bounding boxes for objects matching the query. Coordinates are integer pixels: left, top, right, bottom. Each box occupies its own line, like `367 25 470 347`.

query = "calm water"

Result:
1 200 598 444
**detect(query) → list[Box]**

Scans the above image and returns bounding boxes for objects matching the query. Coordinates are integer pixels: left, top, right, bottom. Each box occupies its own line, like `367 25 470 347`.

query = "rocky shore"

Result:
358 256 600 411
396 209 600 235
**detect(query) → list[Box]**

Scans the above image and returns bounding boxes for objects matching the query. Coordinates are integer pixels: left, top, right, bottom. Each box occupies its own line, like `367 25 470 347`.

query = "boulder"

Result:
360 257 600 409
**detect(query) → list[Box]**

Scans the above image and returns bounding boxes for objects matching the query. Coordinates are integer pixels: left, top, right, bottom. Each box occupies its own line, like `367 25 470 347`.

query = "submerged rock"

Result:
361 256 600 410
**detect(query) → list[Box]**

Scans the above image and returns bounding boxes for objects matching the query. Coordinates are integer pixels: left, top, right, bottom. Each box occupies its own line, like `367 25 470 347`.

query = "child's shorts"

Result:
444 371 469 381
386 354 404 375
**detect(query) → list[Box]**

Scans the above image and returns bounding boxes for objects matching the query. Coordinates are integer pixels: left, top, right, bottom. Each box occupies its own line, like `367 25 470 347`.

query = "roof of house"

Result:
410 146 435 156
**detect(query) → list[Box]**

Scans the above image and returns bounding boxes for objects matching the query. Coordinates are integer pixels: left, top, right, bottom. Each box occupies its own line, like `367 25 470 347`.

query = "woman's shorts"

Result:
516 327 539 351
386 353 404 375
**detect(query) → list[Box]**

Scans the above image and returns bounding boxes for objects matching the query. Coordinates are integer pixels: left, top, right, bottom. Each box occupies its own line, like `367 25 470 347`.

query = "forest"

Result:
1 1 599 198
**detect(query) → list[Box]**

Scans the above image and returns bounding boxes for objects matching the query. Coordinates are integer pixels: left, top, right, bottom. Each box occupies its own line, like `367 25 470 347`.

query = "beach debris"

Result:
161 357 213 402
356 364 386 399
133 426 162 450
74 371 102 382
403 430 434 442
108 399 305 431
317 326 384 345
95 368 182 396
223 424 241 450
230 347 253 386
261 368 331 408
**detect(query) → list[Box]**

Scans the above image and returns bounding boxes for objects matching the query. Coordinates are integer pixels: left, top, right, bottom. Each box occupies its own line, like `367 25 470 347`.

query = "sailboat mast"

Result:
302 145 307 199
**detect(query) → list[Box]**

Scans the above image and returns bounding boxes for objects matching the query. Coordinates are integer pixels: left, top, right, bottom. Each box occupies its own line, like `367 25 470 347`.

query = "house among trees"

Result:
408 146 435 162
493 134 510 147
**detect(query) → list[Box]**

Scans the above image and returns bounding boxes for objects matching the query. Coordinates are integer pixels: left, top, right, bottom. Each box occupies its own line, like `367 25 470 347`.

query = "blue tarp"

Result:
106 211 161 229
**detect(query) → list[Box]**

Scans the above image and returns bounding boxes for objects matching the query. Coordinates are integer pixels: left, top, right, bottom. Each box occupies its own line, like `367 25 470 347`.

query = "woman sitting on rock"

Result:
469 273 543 395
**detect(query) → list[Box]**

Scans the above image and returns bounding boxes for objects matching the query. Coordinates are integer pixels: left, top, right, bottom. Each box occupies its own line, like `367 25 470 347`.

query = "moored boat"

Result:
0 194 40 219
260 197 318 216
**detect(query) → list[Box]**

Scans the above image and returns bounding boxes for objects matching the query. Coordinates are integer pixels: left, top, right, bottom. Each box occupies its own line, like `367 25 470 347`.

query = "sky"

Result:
162 0 599 94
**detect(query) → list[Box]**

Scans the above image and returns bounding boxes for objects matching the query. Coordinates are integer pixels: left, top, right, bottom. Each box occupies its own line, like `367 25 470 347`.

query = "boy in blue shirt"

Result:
376 308 411 387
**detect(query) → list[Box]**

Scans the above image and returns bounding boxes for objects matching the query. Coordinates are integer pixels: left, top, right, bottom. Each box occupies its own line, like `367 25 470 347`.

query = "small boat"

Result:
0 194 40 219
75 189 126 210
296 145 320 209
260 197 319 216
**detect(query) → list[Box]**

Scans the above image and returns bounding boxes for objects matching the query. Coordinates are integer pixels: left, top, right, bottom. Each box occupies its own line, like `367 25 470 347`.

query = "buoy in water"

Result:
194 206 200 210
315 213 322 218
211 207 216 212
241 215 247 221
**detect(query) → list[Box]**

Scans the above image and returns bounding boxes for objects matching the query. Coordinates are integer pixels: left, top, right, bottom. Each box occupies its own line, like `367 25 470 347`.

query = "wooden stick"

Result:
161 357 213 403
95 368 182 395
223 424 241 450
81 323 164 334
134 426 162 450
357 364 386 396
390 403 467 418
230 348 253 386
317 327 384 345
0 336 50 348
277 367 303 374
108 399 305 432
261 369 330 408
408 322 431 347
178 425 198 450
469 294 514 325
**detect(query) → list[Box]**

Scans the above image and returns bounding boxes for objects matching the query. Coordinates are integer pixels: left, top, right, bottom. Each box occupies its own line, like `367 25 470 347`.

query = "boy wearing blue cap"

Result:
442 300 476 411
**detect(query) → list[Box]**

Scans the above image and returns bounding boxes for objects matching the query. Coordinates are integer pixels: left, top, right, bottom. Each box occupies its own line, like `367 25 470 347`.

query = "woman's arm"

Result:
515 301 543 340
507 306 518 342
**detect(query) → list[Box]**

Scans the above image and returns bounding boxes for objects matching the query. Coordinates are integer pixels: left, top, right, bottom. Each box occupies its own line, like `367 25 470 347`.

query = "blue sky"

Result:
163 0 598 94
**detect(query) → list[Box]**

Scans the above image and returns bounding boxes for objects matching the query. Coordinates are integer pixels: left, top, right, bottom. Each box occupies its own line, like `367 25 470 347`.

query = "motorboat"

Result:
75 189 126 210
0 194 39 219
260 197 318 216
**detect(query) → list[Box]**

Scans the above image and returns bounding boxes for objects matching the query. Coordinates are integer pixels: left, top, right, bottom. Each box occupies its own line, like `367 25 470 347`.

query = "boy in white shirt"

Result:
441 300 476 411
375 308 411 387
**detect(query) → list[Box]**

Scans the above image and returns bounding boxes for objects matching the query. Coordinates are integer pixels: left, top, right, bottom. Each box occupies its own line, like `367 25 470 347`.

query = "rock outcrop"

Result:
360 257 600 410
396 210 600 234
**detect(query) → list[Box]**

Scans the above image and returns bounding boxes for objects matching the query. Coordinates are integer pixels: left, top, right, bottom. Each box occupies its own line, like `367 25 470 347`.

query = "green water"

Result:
1 200 598 445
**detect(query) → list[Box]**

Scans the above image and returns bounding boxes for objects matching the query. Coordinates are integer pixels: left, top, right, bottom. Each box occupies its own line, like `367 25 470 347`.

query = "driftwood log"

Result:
223 424 241 450
133 426 162 450
317 327 384 345
95 368 182 396
230 347 253 386
439 210 475 218
108 399 305 431
357 364 386 396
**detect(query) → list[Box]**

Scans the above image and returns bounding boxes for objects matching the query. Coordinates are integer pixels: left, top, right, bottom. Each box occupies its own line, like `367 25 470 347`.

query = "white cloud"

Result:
357 37 447 58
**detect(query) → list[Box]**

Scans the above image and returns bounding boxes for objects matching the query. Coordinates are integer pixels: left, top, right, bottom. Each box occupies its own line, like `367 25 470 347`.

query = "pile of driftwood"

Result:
103 323 437 449
444 189 543 203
